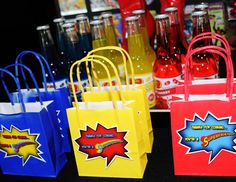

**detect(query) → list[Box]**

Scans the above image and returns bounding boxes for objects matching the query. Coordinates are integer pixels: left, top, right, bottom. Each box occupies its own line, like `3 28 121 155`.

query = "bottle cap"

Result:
195 3 209 11
62 22 74 28
65 18 76 24
36 25 50 30
125 16 138 22
100 12 113 18
165 6 178 12
76 14 88 21
90 20 103 25
53 17 65 23
132 9 145 15
62 23 75 32
154 14 169 20
192 10 207 17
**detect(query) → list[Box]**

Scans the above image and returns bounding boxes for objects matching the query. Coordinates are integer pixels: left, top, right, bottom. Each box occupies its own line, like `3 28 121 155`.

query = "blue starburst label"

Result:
177 112 236 163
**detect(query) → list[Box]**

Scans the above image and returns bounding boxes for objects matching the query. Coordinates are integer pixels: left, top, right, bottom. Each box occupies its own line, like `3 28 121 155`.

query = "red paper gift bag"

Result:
170 34 236 176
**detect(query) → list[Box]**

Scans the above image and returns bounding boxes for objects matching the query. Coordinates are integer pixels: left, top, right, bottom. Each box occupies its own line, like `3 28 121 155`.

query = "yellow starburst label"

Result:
0 125 45 165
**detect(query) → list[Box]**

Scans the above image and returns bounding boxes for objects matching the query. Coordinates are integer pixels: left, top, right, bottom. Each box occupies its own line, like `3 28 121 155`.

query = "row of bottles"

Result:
153 3 219 109
36 15 92 101
36 3 219 109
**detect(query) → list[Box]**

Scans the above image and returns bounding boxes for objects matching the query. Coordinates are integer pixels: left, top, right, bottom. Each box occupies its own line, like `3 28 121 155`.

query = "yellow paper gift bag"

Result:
66 59 147 178
82 46 153 153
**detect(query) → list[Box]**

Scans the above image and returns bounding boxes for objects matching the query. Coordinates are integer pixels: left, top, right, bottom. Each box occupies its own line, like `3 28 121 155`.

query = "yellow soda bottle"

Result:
100 12 125 83
126 15 156 108
90 20 117 86
133 9 156 66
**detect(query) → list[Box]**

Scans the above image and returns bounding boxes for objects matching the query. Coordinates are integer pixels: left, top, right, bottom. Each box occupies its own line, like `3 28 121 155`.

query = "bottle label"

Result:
44 78 68 89
129 74 156 108
154 75 182 109
68 79 90 101
98 77 118 87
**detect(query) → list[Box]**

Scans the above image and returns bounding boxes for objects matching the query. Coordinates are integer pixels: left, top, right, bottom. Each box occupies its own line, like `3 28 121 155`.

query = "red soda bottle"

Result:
191 11 218 79
194 3 211 33
153 14 182 109
165 6 187 74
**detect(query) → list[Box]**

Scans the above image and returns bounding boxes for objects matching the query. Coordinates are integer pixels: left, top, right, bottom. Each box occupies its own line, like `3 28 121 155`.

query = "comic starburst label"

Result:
177 112 236 163
75 123 129 167
0 125 44 165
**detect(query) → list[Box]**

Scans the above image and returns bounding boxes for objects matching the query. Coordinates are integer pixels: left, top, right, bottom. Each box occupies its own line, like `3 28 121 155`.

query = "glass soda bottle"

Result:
165 7 186 66
194 3 211 33
36 24 67 88
126 15 156 108
100 12 125 83
75 15 92 57
132 9 156 66
53 17 70 78
63 22 88 101
153 14 182 109
90 19 117 86
53 17 66 56
191 11 218 79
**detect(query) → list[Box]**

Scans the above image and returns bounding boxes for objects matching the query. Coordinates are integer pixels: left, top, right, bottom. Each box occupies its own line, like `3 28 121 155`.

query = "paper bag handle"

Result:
189 32 231 55
84 55 123 93
70 58 125 110
2 63 43 105
0 68 26 112
87 46 135 88
187 32 232 81
184 46 233 101
15 50 57 91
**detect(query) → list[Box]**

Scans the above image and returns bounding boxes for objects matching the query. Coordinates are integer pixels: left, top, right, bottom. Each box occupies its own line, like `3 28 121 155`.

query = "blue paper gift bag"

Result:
0 68 67 177
9 50 71 152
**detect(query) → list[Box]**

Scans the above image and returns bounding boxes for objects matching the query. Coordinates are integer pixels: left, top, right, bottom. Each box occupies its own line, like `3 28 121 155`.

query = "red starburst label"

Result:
75 124 129 167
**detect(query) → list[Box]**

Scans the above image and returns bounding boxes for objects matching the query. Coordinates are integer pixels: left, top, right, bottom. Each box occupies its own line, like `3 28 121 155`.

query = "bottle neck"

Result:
38 29 55 48
167 10 185 53
127 20 146 57
155 18 171 55
55 22 66 53
37 29 57 64
192 14 209 36
64 27 82 60
102 16 118 46
136 13 151 48
192 14 211 47
77 20 91 35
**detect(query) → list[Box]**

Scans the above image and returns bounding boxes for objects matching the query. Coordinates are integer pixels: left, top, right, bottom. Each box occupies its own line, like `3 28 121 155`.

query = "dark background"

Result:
1 0 236 181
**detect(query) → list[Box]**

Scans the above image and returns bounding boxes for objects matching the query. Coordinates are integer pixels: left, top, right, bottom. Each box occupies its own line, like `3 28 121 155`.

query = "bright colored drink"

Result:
76 15 93 57
36 24 68 88
101 12 125 82
133 9 156 66
126 16 156 108
153 14 182 109
191 11 218 79
90 20 117 86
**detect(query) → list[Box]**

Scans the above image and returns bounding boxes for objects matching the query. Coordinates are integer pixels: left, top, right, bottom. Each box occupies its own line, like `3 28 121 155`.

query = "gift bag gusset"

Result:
66 58 147 178
170 35 236 176
0 68 67 177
